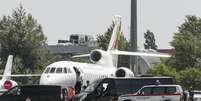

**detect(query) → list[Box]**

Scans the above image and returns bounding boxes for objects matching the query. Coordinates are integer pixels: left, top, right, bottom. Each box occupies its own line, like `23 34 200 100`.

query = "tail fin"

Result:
107 15 122 51
2 55 13 80
107 15 122 67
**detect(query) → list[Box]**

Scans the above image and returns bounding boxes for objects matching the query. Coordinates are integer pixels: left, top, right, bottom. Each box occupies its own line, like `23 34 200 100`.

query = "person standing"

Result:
75 71 83 94
86 80 90 87
68 86 76 101
189 86 194 101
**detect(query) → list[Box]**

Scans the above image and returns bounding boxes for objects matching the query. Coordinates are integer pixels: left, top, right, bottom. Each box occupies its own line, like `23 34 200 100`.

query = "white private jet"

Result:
0 55 17 93
39 16 170 92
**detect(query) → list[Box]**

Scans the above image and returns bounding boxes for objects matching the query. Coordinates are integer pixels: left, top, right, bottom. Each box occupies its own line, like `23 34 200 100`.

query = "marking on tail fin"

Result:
107 15 122 51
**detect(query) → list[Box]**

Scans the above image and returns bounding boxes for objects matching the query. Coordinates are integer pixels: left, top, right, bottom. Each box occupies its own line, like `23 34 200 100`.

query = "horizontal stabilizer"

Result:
72 54 90 58
111 50 171 57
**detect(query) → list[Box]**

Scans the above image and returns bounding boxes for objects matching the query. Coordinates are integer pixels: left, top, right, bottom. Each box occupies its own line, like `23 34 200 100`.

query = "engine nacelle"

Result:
90 49 103 63
89 49 113 66
115 67 134 77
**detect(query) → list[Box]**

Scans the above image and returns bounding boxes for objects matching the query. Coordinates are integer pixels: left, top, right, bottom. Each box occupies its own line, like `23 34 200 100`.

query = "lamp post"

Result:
130 0 138 75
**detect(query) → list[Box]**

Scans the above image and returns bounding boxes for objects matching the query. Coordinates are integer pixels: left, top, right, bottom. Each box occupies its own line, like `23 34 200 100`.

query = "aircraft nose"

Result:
40 74 53 85
46 75 50 78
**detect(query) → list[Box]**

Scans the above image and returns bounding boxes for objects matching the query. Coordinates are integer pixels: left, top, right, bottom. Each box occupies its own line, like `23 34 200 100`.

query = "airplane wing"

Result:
111 50 171 57
0 74 41 77
72 54 90 58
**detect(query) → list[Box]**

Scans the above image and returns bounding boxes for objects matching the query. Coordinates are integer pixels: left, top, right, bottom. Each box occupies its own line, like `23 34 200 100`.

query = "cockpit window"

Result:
50 67 56 73
45 68 50 74
56 68 63 73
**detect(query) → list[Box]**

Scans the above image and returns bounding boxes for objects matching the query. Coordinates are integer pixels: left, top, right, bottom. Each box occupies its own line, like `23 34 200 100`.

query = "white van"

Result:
192 90 201 101
118 85 183 101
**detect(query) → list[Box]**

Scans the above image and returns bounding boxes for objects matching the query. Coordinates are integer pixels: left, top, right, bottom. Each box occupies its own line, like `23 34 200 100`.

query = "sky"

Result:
1 0 201 49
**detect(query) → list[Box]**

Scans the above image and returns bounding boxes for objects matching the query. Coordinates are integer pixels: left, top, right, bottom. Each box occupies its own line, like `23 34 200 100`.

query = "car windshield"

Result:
2 86 20 96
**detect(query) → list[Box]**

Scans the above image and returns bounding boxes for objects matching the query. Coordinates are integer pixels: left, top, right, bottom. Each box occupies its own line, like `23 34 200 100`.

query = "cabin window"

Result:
50 67 56 73
56 68 63 73
45 68 50 74
67 68 72 73
64 68 67 73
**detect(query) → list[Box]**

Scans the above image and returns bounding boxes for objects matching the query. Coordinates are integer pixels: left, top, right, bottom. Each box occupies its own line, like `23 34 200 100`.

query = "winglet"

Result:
2 55 13 80
107 15 122 51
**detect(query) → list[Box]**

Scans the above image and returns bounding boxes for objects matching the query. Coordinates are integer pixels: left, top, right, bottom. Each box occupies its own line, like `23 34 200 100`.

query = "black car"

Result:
0 85 66 101
77 77 175 101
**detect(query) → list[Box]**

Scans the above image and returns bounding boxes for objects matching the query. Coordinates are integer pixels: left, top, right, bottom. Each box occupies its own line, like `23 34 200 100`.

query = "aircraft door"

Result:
73 67 83 94
63 67 76 87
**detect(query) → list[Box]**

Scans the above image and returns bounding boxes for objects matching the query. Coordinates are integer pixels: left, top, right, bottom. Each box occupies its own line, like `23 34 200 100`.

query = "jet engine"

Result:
90 49 103 63
89 49 113 66
115 67 134 77
3 80 17 90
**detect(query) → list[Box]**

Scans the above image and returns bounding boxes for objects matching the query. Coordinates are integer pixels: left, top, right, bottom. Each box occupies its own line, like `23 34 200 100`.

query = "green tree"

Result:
147 63 201 90
177 68 201 90
147 15 201 90
0 6 54 84
144 30 158 50
96 22 130 67
146 62 177 78
97 23 115 51
170 15 201 70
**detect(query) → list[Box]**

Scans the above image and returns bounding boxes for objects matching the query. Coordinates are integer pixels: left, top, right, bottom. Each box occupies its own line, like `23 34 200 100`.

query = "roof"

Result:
45 45 92 54
142 84 181 87
103 76 173 80
158 49 175 55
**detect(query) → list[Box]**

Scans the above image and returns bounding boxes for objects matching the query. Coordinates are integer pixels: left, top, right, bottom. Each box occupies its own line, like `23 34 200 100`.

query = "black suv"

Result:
77 77 175 101
0 85 66 101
